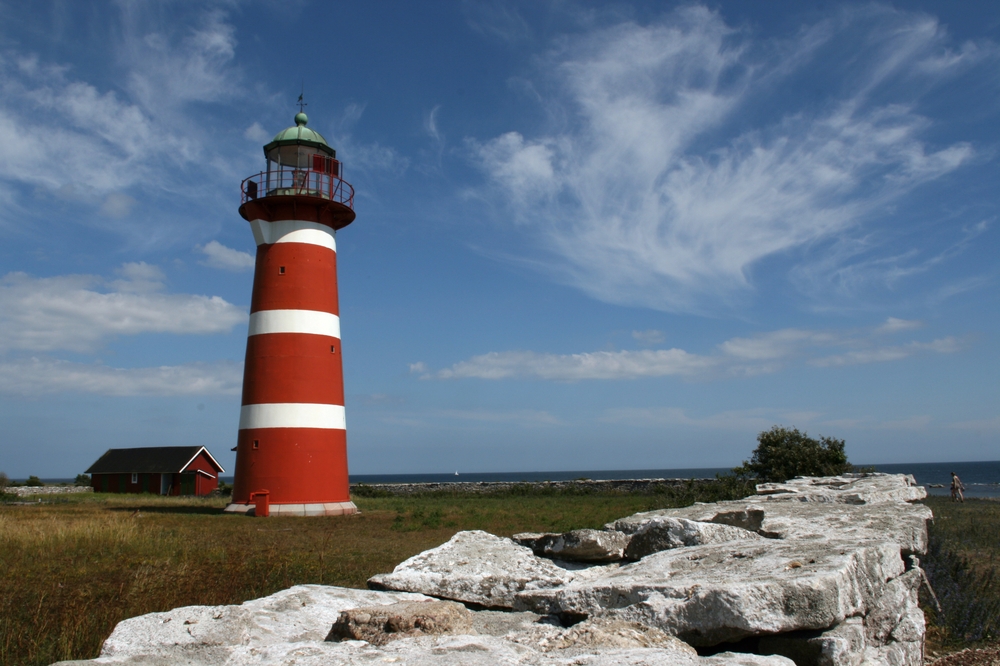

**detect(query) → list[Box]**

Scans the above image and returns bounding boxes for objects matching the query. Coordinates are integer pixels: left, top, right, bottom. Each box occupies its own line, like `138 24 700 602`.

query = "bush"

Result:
733 425 853 483
25 475 44 487
74 474 91 486
0 471 8 490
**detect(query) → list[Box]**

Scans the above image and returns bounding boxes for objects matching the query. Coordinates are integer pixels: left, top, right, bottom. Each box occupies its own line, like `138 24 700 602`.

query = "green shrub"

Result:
74 474 91 486
25 475 44 487
733 425 853 483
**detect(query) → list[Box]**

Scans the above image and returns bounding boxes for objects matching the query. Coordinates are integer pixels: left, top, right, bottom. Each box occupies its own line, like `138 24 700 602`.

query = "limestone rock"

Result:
608 498 931 556
515 539 905 646
534 616 697 652
327 599 474 645
757 616 866 666
368 530 576 609
754 474 926 504
624 517 763 560
514 529 630 562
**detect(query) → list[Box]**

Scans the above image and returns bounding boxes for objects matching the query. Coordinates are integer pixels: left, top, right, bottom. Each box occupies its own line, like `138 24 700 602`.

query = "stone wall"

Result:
7 485 93 496
54 473 931 666
351 477 718 496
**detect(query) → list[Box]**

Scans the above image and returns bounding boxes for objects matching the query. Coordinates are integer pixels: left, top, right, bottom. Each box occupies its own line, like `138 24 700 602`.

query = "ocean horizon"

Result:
37 460 1000 499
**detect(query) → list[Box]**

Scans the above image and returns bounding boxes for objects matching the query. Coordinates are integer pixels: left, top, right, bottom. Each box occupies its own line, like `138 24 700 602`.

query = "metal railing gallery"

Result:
241 168 354 209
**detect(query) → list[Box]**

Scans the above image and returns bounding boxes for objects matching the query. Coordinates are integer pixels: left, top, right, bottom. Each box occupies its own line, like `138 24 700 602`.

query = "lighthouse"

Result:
225 112 358 517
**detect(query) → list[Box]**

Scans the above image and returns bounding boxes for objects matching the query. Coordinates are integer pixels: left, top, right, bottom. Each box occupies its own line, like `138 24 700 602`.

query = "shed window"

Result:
131 473 138 484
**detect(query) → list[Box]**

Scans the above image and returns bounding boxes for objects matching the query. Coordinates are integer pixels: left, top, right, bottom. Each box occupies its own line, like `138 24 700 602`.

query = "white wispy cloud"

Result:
0 7 246 233
632 329 665 344
601 407 823 431
470 6 984 312
876 317 923 334
423 322 961 381
196 241 255 271
0 265 246 353
435 348 716 381
0 357 242 396
950 417 1000 434
810 338 959 367
435 409 561 425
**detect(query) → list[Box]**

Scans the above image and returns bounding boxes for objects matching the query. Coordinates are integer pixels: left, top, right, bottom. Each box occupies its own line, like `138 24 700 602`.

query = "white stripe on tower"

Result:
248 310 341 338
239 403 346 430
249 219 337 250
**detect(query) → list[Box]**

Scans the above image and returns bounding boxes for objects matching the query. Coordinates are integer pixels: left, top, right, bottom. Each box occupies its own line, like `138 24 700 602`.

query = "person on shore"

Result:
950 472 965 502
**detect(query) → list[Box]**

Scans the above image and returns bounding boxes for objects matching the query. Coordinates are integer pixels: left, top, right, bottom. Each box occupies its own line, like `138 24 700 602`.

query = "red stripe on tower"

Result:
226 112 358 517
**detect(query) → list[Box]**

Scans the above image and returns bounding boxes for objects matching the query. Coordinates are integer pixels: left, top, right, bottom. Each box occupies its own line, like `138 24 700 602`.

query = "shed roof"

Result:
85 446 225 475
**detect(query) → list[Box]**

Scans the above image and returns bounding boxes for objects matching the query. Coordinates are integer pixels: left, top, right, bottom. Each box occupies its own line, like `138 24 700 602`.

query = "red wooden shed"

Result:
85 446 225 496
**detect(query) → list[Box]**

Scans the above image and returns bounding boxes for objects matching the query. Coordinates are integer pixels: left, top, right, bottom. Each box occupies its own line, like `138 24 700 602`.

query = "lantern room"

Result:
240 112 355 229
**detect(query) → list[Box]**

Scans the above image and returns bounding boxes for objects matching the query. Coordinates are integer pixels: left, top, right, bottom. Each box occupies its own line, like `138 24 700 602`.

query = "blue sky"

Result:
1 1 998 479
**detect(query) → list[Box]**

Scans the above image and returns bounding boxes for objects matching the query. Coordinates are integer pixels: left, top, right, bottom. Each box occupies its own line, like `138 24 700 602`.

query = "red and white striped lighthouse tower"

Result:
225 112 357 517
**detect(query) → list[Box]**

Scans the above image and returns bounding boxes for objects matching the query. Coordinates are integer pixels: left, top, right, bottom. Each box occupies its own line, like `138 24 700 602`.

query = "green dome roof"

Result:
263 113 335 157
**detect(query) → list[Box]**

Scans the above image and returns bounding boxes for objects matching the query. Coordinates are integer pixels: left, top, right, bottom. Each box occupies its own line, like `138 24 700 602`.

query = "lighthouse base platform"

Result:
224 501 358 517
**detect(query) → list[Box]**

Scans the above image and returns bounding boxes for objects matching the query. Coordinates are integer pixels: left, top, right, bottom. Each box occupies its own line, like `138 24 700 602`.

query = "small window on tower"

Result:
253 440 259 450
279 266 286 275
330 344 336 353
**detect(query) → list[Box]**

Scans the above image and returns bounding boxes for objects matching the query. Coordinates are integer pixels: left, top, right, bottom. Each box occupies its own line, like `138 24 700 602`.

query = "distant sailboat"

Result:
454 471 459 476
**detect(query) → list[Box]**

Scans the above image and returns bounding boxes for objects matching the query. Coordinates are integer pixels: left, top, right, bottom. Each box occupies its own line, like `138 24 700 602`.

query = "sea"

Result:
44 460 1000 498
343 460 1000 499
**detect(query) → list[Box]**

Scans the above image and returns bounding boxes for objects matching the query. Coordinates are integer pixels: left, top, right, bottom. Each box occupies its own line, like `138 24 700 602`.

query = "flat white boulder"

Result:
75 585 430 664
624 517 763 560
368 530 576 609
515 539 906 646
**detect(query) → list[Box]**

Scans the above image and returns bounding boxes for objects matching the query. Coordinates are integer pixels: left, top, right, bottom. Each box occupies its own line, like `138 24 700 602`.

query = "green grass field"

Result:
0 487 995 666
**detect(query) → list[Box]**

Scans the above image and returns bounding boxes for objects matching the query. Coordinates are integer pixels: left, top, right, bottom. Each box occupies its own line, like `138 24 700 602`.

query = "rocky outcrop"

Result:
56 473 930 666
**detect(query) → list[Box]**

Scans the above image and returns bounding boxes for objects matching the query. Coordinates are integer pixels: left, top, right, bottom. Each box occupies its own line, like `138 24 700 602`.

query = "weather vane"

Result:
297 83 307 113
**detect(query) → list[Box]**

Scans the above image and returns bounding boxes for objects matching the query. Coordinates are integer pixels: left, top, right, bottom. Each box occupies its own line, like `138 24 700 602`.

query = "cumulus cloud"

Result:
423 322 961 381
196 241 255 271
0 357 242 396
470 6 983 312
0 266 247 353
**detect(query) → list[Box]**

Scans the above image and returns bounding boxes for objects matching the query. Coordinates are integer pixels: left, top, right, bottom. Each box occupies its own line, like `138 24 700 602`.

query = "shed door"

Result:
180 473 195 496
